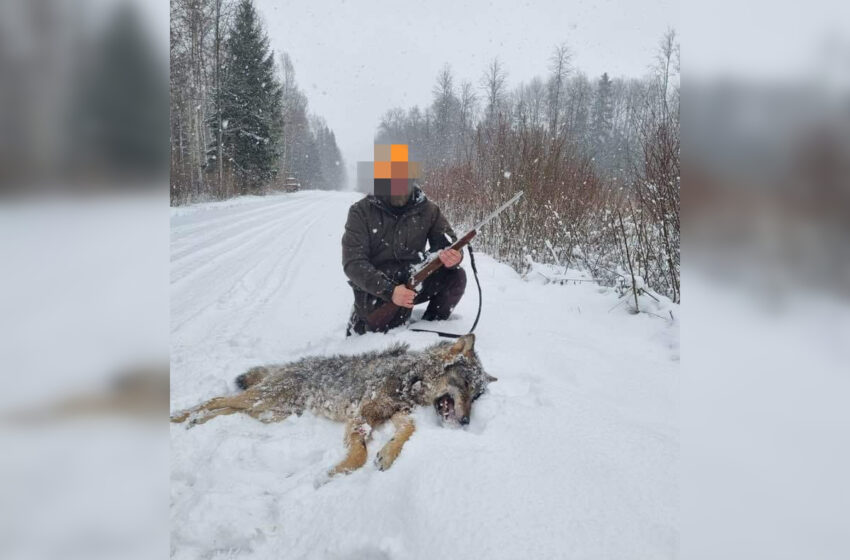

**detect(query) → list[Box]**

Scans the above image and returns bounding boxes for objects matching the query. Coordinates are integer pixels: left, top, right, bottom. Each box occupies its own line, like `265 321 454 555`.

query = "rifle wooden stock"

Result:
365 230 477 330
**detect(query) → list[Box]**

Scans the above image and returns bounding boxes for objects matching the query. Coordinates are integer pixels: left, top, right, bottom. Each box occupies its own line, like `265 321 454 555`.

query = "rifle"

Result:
365 191 524 330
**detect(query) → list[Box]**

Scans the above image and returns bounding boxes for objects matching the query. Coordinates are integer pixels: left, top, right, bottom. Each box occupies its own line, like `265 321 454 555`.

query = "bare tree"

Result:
480 58 507 124
547 43 571 138
457 81 478 163
213 0 225 197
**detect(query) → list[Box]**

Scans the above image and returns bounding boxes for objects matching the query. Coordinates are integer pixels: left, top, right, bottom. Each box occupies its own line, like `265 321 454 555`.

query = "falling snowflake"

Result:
503 171 511 179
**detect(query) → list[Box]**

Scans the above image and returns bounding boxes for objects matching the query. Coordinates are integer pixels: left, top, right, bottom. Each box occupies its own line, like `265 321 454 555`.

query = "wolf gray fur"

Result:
171 334 496 475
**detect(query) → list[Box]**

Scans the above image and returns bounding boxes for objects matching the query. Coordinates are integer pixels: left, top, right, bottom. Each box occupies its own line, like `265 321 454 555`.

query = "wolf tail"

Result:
235 366 269 390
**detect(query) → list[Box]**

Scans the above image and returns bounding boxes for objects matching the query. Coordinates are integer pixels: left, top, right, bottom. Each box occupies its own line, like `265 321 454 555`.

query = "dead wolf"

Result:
170 334 496 475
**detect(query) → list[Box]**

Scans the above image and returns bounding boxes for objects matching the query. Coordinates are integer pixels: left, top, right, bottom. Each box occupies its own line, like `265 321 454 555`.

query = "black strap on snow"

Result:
408 244 482 339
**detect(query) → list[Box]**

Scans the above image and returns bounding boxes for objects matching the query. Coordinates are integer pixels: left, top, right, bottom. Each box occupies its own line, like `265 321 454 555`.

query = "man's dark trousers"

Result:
347 267 467 335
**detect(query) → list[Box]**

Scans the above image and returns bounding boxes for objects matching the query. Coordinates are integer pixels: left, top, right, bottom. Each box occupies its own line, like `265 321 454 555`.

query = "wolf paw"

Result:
184 412 204 428
375 448 398 471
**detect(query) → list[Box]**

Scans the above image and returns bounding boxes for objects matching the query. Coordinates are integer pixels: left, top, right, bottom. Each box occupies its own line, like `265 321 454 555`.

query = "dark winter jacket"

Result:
342 187 457 305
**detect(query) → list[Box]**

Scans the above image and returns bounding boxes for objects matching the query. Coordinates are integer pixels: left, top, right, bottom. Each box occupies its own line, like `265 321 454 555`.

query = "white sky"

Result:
254 0 677 189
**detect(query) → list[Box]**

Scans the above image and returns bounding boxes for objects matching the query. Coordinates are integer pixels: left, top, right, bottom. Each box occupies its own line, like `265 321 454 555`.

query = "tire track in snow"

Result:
170 195 320 293
170 197 317 282
170 194 308 240
170 195 317 256
170 196 327 337
170 202 303 262
214 210 324 336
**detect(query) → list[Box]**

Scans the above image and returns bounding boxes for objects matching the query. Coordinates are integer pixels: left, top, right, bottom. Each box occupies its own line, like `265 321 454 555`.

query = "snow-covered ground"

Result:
170 190 679 560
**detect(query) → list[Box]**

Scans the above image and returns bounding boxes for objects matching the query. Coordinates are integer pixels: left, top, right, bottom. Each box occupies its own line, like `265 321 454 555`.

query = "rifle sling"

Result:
408 244 482 339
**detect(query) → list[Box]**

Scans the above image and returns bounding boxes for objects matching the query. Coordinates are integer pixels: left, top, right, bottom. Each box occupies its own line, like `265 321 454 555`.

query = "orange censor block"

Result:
374 161 391 179
390 144 408 162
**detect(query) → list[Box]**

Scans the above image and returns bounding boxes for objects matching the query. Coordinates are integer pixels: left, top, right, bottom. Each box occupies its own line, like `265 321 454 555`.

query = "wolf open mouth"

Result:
434 393 455 421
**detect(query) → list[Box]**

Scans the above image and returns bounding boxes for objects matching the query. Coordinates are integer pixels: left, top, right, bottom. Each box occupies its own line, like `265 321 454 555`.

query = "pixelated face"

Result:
361 144 422 206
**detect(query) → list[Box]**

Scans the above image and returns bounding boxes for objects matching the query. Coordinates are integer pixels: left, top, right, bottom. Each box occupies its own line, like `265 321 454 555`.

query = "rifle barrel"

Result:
471 191 524 232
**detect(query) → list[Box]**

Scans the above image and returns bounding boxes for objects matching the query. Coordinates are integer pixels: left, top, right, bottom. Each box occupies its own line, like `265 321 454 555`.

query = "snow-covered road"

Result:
170 190 679 559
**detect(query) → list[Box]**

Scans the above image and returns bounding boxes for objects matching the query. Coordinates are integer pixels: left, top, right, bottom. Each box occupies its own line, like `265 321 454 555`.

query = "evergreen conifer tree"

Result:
210 0 282 194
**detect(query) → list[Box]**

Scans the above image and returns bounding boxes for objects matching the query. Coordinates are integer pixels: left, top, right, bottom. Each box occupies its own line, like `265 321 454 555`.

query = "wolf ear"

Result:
446 334 475 361
486 374 498 383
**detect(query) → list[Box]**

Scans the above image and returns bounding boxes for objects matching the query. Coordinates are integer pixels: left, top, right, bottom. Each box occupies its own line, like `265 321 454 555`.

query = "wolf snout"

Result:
434 393 455 421
460 415 469 425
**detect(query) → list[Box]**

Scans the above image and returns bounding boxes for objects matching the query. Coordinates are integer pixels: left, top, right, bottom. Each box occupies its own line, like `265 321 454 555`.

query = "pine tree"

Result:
324 130 346 188
312 123 345 190
209 0 282 194
569 74 592 148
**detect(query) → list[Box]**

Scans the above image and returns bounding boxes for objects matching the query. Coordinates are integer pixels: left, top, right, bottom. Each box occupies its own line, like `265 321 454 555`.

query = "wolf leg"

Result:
170 409 192 423
170 394 252 426
328 420 371 476
245 408 289 423
375 412 415 471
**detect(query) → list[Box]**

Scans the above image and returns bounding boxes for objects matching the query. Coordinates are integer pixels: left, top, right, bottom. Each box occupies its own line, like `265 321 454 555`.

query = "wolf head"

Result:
422 334 497 426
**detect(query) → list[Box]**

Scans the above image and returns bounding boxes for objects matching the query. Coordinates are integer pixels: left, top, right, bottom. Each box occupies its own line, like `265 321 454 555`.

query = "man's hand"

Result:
438 248 463 268
391 285 416 308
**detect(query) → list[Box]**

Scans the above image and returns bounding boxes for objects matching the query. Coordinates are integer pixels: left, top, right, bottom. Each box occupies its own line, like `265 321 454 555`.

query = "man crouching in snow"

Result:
342 145 465 335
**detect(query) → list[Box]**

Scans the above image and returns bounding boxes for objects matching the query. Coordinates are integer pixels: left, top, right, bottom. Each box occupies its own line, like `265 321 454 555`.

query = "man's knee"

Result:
347 302 410 336
445 266 467 294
